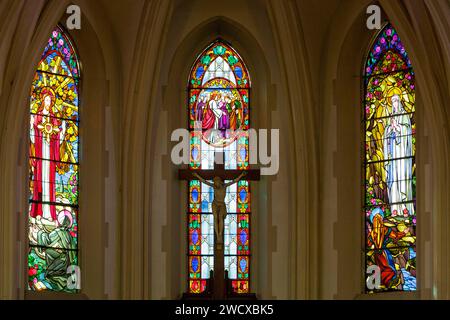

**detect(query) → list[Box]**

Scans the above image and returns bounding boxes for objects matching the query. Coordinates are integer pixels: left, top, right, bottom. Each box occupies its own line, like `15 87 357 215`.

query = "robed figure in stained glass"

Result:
196 93 208 122
367 208 409 289
383 88 414 216
202 93 215 129
29 212 76 291
210 92 222 130
218 94 230 131
30 87 66 221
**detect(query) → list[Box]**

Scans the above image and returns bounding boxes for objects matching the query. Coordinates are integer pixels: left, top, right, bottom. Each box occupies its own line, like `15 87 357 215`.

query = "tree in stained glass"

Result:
364 24 416 292
28 26 80 292
187 40 251 294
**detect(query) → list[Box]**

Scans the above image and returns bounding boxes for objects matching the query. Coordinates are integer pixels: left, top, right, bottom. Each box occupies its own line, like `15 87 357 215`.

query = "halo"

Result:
385 87 402 105
370 207 384 223
386 87 402 98
382 87 403 111
40 87 56 103
57 210 73 228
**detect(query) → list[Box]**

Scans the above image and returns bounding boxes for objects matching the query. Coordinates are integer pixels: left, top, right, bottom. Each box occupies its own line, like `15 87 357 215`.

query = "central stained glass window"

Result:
187 40 251 294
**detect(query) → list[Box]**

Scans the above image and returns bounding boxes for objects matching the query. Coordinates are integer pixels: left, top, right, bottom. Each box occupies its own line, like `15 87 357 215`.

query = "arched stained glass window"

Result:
187 40 251 294
28 26 80 292
364 24 416 292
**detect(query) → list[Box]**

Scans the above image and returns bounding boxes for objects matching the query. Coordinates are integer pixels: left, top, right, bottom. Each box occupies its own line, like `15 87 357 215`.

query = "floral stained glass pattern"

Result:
365 26 412 80
364 24 416 292
28 26 80 292
188 40 251 294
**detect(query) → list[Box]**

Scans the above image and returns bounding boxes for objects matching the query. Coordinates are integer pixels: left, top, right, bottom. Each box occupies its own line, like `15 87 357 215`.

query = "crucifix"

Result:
179 151 260 299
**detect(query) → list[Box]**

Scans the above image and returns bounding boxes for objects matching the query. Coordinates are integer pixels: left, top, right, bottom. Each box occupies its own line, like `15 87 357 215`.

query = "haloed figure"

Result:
29 211 76 291
30 87 66 222
367 208 409 289
383 88 414 217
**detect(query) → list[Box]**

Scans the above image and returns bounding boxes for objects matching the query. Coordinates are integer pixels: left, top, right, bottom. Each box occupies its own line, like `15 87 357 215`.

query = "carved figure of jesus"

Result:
193 171 247 244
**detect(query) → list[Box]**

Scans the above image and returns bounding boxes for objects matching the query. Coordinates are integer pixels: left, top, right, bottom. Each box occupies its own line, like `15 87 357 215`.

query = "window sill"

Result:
25 291 89 300
354 291 419 300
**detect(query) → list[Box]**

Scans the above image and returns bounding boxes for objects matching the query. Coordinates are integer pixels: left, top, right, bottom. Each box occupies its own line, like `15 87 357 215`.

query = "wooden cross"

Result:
179 151 260 299
178 152 261 181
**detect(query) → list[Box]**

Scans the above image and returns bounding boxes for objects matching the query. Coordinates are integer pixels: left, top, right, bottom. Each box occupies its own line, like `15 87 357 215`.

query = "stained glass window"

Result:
188 40 251 294
28 26 80 292
364 24 416 292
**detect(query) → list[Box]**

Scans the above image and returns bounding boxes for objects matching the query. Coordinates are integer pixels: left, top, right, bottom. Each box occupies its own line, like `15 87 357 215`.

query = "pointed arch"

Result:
187 40 252 294
364 23 416 292
28 25 81 292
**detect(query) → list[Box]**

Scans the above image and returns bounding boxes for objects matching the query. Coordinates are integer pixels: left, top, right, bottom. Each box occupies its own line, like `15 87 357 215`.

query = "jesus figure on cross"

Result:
192 171 247 244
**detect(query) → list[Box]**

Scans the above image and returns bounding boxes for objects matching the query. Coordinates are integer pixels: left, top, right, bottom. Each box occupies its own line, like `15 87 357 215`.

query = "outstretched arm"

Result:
192 172 214 187
224 171 247 187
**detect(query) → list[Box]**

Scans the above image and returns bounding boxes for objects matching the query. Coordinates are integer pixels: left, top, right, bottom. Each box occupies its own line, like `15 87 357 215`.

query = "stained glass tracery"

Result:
28 26 80 292
188 40 251 294
364 24 416 292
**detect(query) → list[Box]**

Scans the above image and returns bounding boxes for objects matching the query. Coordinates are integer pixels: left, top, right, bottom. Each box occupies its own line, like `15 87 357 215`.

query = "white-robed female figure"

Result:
383 87 414 216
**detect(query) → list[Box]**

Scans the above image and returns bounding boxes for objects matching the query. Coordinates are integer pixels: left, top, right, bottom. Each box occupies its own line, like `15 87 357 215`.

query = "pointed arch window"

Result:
364 24 416 292
187 40 251 294
28 26 81 292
